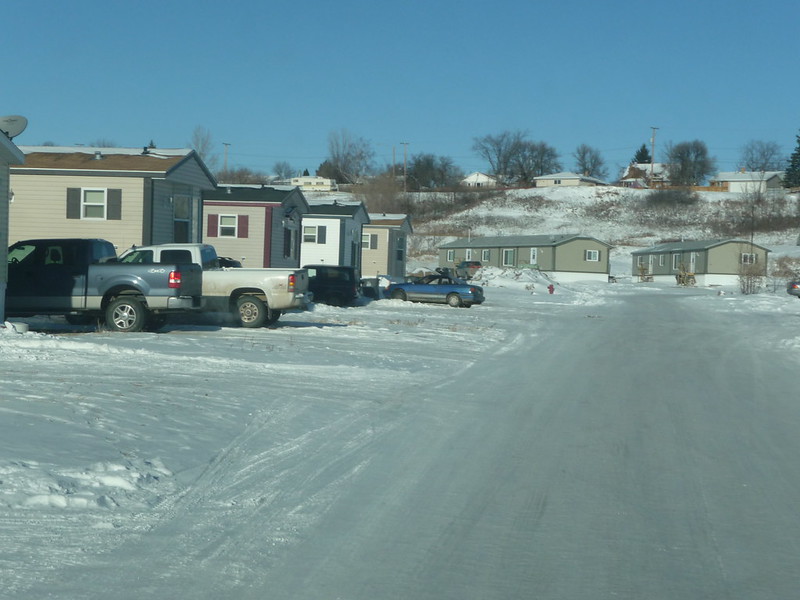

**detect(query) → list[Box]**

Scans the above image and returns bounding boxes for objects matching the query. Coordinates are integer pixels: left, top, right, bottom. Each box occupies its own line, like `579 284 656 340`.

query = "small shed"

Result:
300 200 370 270
631 239 770 286
439 234 613 282
461 172 498 188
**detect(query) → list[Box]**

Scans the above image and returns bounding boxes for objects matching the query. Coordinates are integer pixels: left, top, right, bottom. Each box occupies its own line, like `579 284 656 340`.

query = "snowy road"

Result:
3 280 800 599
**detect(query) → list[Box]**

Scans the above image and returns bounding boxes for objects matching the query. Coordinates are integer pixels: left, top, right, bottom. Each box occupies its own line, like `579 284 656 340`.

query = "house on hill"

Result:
534 172 608 187
202 184 309 268
461 172 498 188
439 234 613 282
631 239 770 286
290 175 338 192
619 163 669 188
9 146 215 251
361 213 412 278
1 132 25 322
709 171 785 194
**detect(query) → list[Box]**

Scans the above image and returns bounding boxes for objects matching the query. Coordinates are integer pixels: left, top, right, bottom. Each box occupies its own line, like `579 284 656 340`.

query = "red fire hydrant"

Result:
547 284 555 295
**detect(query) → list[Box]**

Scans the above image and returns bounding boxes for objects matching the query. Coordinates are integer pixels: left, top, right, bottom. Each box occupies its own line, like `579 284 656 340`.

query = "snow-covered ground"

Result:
4 270 800 598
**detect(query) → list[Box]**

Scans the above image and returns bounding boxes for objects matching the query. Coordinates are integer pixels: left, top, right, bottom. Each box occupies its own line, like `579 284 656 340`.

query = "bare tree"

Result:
407 153 463 189
472 130 526 184
215 166 269 184
573 144 608 179
512 141 561 184
189 126 219 171
327 129 374 184
739 140 784 172
273 161 295 181
356 172 403 213
664 140 716 186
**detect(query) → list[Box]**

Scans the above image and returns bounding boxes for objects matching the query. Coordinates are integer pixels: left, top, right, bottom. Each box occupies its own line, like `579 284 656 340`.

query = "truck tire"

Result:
105 296 147 332
236 295 268 328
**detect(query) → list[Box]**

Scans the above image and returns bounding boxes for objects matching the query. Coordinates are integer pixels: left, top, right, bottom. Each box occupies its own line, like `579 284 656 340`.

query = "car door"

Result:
7 242 87 311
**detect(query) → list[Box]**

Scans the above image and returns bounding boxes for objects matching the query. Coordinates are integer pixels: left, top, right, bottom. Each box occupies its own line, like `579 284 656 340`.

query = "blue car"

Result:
386 272 485 307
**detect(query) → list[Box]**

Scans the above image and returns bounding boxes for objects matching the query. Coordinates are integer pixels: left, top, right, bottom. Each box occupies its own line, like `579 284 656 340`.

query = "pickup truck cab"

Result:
6 238 203 332
118 243 311 327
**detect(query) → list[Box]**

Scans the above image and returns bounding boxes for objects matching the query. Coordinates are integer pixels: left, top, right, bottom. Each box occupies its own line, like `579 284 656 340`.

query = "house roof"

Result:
631 238 771 254
712 171 784 182
203 184 309 209
533 171 608 185
305 200 369 220
621 163 669 180
13 146 216 186
440 234 612 249
366 213 413 232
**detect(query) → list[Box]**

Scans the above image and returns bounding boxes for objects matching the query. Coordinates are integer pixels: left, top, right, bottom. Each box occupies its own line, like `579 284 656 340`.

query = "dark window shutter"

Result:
107 189 122 220
238 215 249 238
370 234 378 249
66 188 81 219
207 214 218 237
317 225 326 244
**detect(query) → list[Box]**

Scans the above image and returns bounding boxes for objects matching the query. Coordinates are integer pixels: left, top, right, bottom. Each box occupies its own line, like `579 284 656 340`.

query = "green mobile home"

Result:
439 234 613 282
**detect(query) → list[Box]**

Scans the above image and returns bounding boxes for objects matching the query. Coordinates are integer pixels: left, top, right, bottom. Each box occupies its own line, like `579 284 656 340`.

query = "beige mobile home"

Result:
361 213 412 277
9 146 215 252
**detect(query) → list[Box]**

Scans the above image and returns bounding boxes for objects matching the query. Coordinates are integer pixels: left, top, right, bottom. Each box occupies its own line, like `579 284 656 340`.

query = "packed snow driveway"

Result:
3 280 800 599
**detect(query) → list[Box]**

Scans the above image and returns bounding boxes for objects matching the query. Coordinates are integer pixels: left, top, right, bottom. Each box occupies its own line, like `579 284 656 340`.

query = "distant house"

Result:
9 146 215 252
1 133 25 321
461 172 498 188
631 239 770 286
361 213 413 278
709 171 785 194
202 184 309 268
300 200 370 270
619 163 670 188
439 234 613 282
534 171 607 188
290 176 338 192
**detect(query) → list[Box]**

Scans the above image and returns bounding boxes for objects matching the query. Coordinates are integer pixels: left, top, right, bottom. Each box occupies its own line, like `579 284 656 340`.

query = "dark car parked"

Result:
455 260 482 279
304 265 361 306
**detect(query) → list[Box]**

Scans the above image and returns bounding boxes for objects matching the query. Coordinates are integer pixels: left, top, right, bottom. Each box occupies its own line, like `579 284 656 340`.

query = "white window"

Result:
465 249 473 260
741 253 757 265
219 215 237 237
672 254 681 270
530 248 538 264
482 249 491 262
362 233 378 249
446 249 455 262
584 249 600 262
82 189 106 219
502 248 515 266
659 254 665 267
304 225 326 244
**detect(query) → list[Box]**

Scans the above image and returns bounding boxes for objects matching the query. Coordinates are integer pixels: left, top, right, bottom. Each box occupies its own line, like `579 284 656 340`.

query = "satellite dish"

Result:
0 115 28 139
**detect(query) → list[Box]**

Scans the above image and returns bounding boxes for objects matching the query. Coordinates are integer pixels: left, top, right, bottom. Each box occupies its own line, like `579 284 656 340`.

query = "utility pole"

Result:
649 127 658 185
400 142 409 193
223 142 230 172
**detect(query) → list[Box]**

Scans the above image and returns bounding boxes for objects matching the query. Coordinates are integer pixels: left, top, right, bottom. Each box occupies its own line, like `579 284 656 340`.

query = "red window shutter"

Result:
207 214 218 237
238 215 249 238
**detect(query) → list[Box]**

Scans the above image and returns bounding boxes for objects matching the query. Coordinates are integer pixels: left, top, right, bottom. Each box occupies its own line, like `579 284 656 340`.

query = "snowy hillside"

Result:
400 186 800 278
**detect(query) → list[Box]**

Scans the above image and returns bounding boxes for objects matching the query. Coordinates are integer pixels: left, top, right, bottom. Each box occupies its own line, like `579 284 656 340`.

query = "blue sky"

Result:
6 0 798 178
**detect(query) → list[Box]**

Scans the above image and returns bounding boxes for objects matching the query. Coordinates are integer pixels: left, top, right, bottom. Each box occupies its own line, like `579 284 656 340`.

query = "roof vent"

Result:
94 151 102 160
142 146 149 155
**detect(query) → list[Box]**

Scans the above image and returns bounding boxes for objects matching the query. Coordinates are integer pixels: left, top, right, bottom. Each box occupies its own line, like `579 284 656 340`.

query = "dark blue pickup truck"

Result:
6 238 203 332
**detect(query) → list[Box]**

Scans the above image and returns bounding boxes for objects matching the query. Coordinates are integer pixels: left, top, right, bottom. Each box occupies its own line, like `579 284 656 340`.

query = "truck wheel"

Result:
106 297 147 332
264 310 282 326
236 295 268 328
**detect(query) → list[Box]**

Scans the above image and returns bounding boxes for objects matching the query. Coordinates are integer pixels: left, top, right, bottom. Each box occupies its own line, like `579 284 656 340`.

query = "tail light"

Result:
169 271 182 289
288 274 296 290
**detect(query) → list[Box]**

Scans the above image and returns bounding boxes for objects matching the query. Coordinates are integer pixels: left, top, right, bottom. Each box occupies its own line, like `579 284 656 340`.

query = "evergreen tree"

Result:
633 143 652 164
784 132 800 188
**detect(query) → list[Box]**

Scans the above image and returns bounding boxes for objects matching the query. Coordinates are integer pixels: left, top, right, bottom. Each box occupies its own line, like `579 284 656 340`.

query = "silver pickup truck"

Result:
118 243 311 327
6 238 203 332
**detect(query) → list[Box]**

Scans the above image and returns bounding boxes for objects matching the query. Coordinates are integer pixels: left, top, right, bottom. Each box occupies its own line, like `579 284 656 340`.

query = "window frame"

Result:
81 188 107 220
219 214 238 237
502 248 515 267
584 249 600 262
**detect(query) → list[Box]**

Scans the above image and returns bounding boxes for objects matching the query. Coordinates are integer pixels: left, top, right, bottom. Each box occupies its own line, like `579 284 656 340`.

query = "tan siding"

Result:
361 227 390 277
9 174 145 251
554 239 609 273
205 205 268 267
